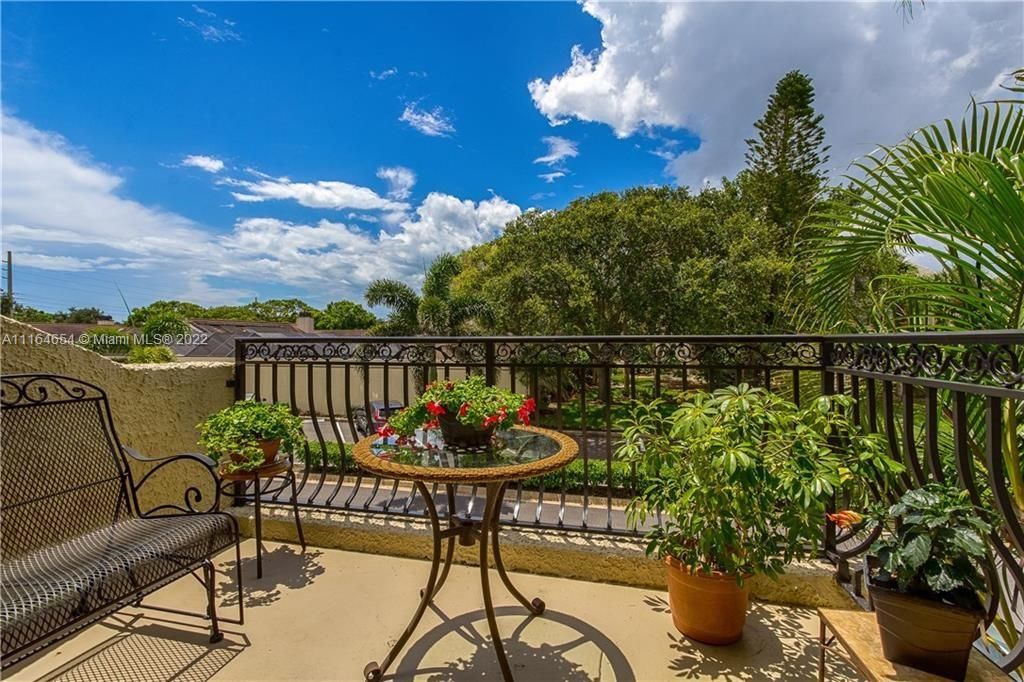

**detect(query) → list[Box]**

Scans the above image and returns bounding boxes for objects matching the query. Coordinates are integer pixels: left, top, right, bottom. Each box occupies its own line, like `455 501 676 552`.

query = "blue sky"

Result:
2 1 1019 317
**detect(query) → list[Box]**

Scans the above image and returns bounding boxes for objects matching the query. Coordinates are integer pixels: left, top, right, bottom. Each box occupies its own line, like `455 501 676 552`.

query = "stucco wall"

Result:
1 316 234 511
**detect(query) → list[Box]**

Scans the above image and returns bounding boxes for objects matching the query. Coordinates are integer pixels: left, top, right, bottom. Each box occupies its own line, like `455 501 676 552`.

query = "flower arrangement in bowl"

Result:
616 384 902 645
384 375 536 447
833 484 993 679
198 400 304 474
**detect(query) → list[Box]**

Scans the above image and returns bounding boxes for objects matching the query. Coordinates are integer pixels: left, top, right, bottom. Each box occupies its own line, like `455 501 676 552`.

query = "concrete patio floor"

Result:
7 539 860 681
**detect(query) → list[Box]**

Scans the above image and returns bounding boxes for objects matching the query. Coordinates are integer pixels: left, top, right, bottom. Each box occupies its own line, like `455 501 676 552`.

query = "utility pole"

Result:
3 251 11 313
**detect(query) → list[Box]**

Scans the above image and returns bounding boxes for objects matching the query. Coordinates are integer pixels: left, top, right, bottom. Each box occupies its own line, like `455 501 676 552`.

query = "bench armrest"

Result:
125 446 222 516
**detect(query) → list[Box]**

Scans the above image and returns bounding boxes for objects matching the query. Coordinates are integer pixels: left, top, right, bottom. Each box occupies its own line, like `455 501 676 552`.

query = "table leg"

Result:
818 618 826 682
364 481 443 682
254 473 263 579
423 484 458 602
480 482 515 682
491 483 545 616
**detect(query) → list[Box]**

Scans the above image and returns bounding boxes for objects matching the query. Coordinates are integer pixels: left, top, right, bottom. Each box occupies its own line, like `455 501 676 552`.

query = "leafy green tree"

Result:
141 313 191 342
58 307 107 324
455 185 790 336
366 254 491 335
315 300 377 330
127 300 205 327
743 70 830 242
245 298 316 322
3 303 56 323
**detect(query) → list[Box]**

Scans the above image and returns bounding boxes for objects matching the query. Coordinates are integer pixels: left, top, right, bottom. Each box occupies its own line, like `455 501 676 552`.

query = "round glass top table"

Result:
353 425 578 682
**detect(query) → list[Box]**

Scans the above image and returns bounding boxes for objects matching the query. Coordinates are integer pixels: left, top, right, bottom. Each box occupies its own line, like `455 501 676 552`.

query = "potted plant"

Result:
835 485 992 680
617 384 901 645
198 400 304 474
384 375 535 447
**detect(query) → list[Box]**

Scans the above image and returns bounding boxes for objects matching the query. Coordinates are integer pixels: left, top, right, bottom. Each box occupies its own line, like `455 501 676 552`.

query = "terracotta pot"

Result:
665 557 749 645
438 413 496 448
870 583 982 680
258 438 281 465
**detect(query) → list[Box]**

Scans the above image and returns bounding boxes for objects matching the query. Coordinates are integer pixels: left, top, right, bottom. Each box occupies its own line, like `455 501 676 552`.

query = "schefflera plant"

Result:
616 384 903 580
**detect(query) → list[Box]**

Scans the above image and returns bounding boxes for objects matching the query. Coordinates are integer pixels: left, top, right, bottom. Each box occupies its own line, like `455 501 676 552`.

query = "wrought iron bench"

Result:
0 374 243 668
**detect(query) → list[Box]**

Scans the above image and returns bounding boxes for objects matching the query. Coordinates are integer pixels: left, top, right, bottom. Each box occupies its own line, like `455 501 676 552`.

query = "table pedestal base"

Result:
364 481 541 682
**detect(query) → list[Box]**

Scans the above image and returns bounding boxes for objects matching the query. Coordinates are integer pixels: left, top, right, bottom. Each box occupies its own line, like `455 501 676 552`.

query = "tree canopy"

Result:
454 184 794 336
316 300 377 330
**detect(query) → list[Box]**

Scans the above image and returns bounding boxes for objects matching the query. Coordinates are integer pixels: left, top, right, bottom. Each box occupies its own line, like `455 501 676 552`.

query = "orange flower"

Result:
827 511 863 530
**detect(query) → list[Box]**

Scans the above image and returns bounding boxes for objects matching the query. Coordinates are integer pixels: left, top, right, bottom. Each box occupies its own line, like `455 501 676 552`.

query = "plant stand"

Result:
817 608 1006 681
218 456 306 579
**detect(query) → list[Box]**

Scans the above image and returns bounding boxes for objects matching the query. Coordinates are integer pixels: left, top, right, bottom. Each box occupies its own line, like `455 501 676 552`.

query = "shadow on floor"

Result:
218 542 325 609
659 601 860 681
391 605 637 681
34 617 246 682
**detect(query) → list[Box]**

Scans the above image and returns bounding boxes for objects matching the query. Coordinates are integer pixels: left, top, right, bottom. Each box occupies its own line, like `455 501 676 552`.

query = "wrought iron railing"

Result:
235 331 1024 670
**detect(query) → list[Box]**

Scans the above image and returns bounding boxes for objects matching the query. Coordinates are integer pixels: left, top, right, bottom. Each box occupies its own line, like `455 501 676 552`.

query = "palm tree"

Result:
365 253 492 336
802 76 1024 667
801 97 1023 332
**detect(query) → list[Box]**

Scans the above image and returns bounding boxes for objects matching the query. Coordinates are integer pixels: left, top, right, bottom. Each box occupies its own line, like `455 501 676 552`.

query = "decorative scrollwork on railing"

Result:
0 374 104 407
241 337 825 369
830 342 1024 388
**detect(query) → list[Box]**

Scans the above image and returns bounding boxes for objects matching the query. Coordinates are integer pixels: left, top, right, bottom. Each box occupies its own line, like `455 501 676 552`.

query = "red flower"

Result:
376 424 395 438
445 381 454 390
424 418 440 430
426 401 446 417
482 414 500 428
458 402 470 417
517 398 536 426
827 511 864 530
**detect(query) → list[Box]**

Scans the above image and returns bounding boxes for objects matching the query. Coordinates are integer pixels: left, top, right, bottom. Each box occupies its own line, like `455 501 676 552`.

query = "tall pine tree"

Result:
744 70 829 244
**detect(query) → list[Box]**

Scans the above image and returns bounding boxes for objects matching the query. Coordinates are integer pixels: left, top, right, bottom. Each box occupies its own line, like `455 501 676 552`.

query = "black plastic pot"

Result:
438 412 497 448
869 582 982 681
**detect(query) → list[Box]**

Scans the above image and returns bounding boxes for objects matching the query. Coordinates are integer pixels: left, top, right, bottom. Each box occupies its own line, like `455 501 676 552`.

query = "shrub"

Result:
616 384 902 579
125 345 176 363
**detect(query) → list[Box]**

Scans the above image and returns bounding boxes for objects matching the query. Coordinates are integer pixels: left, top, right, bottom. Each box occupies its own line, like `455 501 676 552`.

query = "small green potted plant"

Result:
617 384 901 645
198 400 304 473
835 485 993 680
385 375 535 447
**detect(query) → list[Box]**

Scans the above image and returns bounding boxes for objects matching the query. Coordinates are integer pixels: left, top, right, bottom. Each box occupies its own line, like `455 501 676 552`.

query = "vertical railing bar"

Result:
324 361 350 507
883 380 915 490
604 363 613 530
556 366 567 527
304 362 331 504
924 387 943 482
271 362 279 404
866 377 878 433
361 361 382 509
283 363 307 501
901 383 927 485
532 366 545 524
791 368 800 407
343 363 365 509
580 366 589 529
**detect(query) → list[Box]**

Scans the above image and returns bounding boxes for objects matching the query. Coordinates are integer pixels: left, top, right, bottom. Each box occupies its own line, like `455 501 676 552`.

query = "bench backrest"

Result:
1 374 135 560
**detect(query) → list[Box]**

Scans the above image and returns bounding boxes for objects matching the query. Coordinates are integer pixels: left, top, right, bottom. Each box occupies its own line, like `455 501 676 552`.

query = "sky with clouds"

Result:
1 1 1020 316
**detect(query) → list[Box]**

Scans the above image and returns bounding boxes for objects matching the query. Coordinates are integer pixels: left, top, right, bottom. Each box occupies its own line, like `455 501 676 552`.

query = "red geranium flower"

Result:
445 381 454 390
482 414 500 428
426 401 446 416
517 398 536 425
458 402 470 417
424 418 440 430
376 424 395 438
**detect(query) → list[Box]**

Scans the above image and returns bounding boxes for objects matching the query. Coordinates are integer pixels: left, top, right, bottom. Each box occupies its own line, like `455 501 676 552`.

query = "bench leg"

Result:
203 559 224 643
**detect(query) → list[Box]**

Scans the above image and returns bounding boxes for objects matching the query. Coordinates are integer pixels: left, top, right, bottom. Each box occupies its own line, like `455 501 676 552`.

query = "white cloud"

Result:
370 67 398 80
14 252 96 272
221 171 409 211
1 114 521 307
529 1 1023 188
182 154 225 173
534 136 579 166
400 102 456 137
178 5 240 42
539 171 566 183
376 166 416 201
